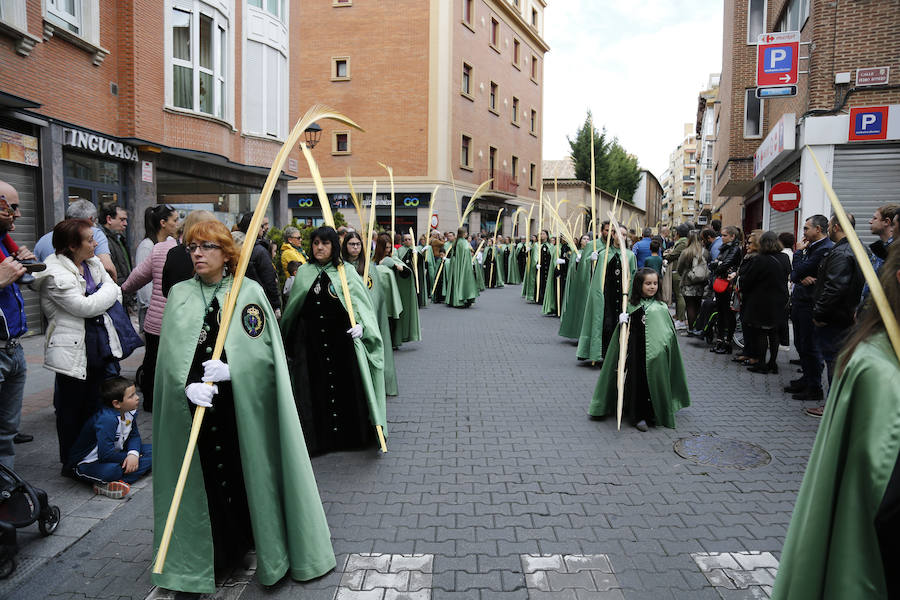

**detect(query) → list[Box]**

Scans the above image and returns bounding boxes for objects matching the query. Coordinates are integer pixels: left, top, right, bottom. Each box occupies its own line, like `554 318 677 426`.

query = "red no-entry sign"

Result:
768 181 801 212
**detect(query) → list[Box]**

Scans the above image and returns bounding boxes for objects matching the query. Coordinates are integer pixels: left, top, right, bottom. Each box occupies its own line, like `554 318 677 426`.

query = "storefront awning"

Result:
0 90 41 110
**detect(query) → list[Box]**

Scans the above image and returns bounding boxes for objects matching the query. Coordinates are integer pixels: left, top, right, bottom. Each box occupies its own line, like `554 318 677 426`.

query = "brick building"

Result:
695 74 720 225
660 124 698 226
714 0 900 243
287 0 549 239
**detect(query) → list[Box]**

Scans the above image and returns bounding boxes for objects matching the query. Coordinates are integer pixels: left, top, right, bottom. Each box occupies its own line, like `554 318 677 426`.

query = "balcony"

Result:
479 169 519 195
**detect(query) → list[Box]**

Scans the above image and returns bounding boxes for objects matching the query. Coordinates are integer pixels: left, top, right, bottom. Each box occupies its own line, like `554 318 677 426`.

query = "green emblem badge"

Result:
241 304 265 338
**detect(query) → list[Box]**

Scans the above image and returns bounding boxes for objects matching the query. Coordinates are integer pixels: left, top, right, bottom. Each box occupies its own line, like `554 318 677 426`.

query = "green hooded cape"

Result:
152 277 335 593
484 245 505 288
576 246 636 361
282 262 387 431
507 243 523 285
558 247 595 338
542 244 564 316
588 298 690 428
382 254 421 344
367 262 400 396
522 243 538 301
772 332 900 600
444 238 478 307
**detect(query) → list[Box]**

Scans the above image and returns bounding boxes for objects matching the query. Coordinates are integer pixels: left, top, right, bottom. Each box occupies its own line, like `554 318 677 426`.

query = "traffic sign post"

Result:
768 181 801 213
757 31 800 88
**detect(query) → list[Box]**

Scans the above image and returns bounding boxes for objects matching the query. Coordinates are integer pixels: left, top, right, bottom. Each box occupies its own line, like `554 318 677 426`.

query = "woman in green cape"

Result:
534 231 553 304
473 241 487 292
559 234 596 338
281 226 386 456
484 237 505 288
375 233 420 347
342 232 400 397
521 235 538 300
542 239 572 316
588 268 690 430
443 228 478 308
152 220 334 594
577 229 637 362
506 236 522 285
772 247 900 599
401 234 429 307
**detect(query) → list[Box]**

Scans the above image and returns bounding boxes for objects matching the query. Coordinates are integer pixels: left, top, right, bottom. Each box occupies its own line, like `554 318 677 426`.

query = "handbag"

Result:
107 299 143 359
686 257 709 285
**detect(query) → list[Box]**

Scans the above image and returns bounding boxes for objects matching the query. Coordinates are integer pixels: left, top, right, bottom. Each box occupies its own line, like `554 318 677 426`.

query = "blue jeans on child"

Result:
74 443 152 485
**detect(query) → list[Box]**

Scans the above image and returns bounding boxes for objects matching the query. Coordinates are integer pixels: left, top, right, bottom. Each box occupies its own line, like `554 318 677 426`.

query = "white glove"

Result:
186 382 218 408
575 253 582 263
556 258 566 265
201 359 231 383
535 261 541 270
442 256 450 263
591 251 599 262
347 324 363 339
618 312 630 325
476 251 483 264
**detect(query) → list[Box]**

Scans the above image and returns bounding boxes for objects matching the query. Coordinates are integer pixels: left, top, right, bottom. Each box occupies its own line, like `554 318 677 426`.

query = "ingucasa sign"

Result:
63 128 140 162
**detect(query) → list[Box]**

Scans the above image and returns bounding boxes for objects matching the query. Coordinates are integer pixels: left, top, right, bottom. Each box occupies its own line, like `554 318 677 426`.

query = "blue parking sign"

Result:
764 46 794 73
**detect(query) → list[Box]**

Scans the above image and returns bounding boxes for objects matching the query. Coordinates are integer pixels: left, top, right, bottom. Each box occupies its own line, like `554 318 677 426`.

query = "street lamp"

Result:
304 123 322 149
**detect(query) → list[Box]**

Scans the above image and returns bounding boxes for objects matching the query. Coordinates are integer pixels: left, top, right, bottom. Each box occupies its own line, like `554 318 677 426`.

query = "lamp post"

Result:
304 123 322 149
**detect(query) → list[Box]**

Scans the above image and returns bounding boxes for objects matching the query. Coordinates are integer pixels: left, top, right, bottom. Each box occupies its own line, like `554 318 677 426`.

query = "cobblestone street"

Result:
5 285 822 600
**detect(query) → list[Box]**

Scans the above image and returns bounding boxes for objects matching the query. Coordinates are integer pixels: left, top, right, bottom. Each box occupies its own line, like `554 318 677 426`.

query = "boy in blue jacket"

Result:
67 377 152 498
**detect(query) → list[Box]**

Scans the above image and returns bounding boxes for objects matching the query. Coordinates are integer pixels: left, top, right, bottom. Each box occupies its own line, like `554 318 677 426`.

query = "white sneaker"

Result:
674 320 687 330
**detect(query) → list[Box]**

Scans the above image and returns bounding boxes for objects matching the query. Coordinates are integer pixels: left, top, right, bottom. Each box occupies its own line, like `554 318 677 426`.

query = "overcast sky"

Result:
542 1 724 180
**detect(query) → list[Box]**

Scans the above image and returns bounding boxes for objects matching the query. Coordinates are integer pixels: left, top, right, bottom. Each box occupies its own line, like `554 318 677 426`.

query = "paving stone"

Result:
521 554 565 573
564 554 613 573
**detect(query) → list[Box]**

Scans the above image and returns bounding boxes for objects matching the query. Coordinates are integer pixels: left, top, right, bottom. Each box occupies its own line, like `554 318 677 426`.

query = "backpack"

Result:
686 256 709 285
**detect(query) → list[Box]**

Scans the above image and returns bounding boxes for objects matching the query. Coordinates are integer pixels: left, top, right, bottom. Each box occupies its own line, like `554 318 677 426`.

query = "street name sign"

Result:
856 67 890 87
768 181 801 212
757 31 800 87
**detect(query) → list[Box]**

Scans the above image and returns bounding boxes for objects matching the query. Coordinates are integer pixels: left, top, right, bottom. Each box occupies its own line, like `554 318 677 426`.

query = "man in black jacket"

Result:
237 213 282 316
785 215 833 401
812 214 864 388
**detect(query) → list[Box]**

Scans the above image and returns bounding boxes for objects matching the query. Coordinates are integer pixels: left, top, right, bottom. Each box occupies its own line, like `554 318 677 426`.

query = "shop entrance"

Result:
64 153 124 207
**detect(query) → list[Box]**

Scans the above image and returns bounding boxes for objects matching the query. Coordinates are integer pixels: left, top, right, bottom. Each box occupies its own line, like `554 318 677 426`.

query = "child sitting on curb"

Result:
66 377 152 498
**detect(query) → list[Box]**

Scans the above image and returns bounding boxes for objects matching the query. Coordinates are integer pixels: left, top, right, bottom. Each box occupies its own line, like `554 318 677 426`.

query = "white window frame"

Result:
746 0 767 44
743 88 763 138
0 0 28 31
47 0 81 34
167 0 230 121
243 0 289 140
332 56 350 80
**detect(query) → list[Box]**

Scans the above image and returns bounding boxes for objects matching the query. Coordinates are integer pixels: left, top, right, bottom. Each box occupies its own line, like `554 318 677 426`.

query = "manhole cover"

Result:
674 435 771 469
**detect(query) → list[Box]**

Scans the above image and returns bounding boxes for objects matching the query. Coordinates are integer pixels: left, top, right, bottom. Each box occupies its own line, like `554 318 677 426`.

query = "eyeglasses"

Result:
347 241 362 247
187 242 222 253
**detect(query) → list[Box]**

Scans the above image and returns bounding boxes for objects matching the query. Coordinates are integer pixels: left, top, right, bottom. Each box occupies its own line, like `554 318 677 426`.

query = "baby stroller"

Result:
0 464 61 578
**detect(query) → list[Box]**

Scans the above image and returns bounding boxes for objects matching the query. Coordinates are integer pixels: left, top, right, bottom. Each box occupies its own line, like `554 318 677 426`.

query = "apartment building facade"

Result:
287 0 549 238
660 124 698 226
715 0 900 243
695 74 720 225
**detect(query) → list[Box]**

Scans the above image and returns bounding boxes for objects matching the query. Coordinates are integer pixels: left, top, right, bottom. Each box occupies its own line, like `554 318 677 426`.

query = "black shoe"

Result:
714 344 732 354
784 382 806 393
789 359 801 365
588 414 605 421
767 364 779 374
635 420 649 432
13 433 33 444
748 364 773 374
789 377 804 387
792 388 824 401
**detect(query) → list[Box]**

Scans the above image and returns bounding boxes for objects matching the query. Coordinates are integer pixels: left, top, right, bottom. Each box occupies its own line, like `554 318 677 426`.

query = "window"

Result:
490 17 499 49
47 0 80 34
489 146 497 179
171 3 228 119
530 54 538 80
531 8 538 26
332 131 351 154
462 0 473 25
332 57 350 80
461 62 472 97
511 155 518 182
747 0 766 43
512 38 520 68
743 89 762 138
460 134 472 169
529 108 537 134
529 163 536 189
776 0 809 31
248 0 285 20
511 96 519 125
489 81 498 113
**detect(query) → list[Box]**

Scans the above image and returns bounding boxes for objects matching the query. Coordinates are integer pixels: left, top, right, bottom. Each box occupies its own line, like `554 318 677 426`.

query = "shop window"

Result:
512 39 520 68
490 17 499 50
746 0 766 44
743 89 762 138
489 81 498 113
332 131 351 155
461 62 473 98
332 57 350 80
511 96 519 125
461 134 472 170
170 2 228 120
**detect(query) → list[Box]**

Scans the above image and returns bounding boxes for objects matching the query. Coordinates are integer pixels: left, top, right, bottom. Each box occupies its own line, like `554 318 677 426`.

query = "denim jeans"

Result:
74 443 152 485
791 302 821 390
815 323 849 391
0 345 27 470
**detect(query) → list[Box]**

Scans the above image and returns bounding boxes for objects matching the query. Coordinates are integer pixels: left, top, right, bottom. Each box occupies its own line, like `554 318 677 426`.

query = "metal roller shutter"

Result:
768 160 800 239
0 161 41 334
832 144 900 247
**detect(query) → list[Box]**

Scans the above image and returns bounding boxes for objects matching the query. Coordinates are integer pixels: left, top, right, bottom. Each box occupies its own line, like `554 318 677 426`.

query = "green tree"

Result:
567 111 641 201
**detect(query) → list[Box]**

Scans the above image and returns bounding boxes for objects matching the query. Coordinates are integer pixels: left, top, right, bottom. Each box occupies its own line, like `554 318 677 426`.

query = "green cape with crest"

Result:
507 243 523 285
152 277 335 593
558 245 598 338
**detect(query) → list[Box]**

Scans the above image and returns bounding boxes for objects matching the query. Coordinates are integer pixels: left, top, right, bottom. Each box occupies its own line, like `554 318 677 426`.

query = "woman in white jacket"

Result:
35 218 122 471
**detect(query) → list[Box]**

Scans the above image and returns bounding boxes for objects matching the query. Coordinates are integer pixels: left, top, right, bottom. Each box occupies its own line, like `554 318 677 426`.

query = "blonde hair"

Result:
181 210 217 241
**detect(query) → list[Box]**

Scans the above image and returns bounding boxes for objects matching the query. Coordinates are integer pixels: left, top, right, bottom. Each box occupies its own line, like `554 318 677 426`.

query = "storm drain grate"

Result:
674 434 771 469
